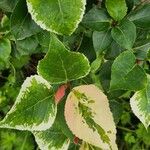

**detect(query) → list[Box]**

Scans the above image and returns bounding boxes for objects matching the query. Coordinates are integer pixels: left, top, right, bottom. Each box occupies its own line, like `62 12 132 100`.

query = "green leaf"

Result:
82 7 111 31
110 51 147 91
37 30 51 53
93 29 113 53
130 74 150 129
0 75 57 131
65 85 118 149
11 0 41 40
136 123 150 145
109 100 123 124
111 19 136 49
78 36 96 62
91 55 103 74
128 4 150 29
104 41 125 60
125 0 134 12
0 0 18 12
56 98 74 141
26 0 86 35
105 0 127 21
0 15 10 34
0 38 11 63
33 122 70 150
99 61 113 92
38 35 90 84
16 35 39 56
134 42 150 60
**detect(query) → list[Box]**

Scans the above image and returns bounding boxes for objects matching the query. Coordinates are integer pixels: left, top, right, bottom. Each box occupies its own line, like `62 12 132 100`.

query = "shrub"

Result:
0 0 150 149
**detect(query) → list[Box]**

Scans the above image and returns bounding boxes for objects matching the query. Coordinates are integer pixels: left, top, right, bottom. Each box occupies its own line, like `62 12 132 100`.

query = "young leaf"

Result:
11 0 41 40
26 0 86 35
0 75 57 131
55 84 69 104
82 7 111 31
105 0 127 21
128 4 150 29
65 85 118 150
0 38 11 63
38 35 90 84
93 29 113 53
33 122 70 150
111 19 136 49
130 74 150 129
110 51 147 91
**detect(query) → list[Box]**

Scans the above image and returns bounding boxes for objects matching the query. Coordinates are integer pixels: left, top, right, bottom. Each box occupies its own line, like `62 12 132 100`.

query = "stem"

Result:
117 126 135 133
134 0 149 10
75 32 84 51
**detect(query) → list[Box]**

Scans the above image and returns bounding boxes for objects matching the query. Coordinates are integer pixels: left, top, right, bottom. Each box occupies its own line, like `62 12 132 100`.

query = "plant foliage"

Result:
0 0 150 150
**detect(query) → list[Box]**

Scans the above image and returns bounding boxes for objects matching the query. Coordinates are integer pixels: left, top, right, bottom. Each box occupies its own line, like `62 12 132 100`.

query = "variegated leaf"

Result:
130 74 150 129
0 75 57 131
65 85 118 150
37 35 90 84
27 0 86 35
33 122 70 150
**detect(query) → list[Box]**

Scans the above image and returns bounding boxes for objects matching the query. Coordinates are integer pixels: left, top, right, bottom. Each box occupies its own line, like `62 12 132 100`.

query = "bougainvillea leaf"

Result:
38 35 90 84
82 7 111 31
0 75 57 131
130 74 150 129
26 0 86 35
105 0 127 21
111 19 136 49
33 122 70 150
65 85 118 150
110 51 147 91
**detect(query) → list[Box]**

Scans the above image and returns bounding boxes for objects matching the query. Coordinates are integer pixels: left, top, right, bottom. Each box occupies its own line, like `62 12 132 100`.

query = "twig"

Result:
117 126 135 133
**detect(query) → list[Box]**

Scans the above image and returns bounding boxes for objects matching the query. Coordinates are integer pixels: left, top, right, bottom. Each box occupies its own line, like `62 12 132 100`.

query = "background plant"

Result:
0 0 150 150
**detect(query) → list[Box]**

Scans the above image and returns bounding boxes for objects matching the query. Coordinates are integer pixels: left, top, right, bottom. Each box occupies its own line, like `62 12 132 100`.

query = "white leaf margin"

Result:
37 35 91 84
0 75 57 131
130 75 150 129
26 0 86 35
33 132 70 150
